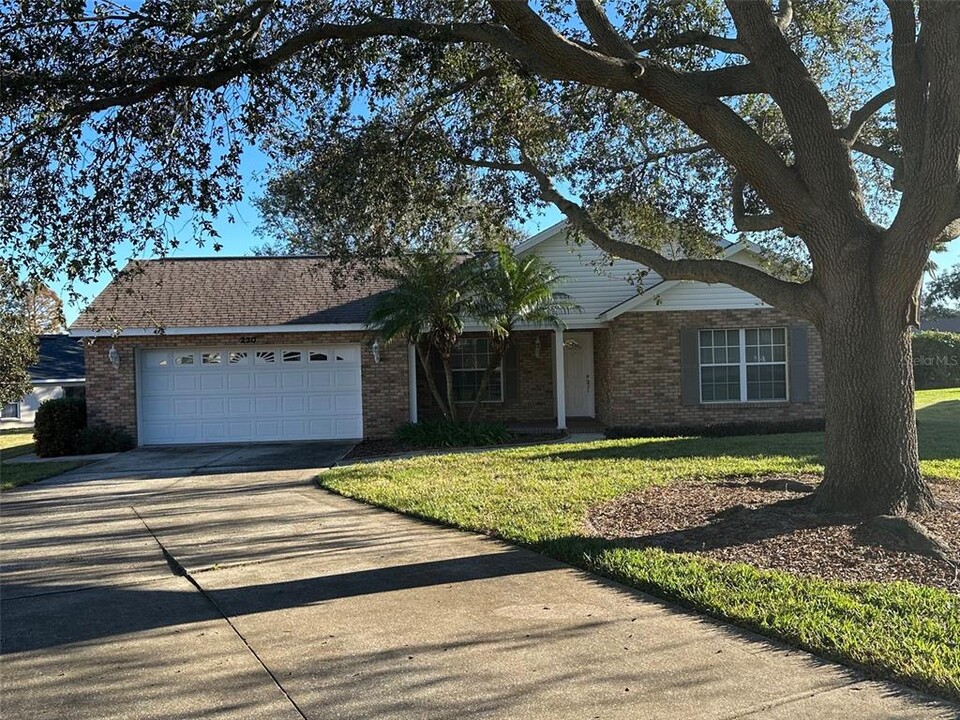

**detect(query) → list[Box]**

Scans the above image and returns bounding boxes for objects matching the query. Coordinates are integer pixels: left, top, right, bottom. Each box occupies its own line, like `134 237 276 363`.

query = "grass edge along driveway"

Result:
319 388 960 700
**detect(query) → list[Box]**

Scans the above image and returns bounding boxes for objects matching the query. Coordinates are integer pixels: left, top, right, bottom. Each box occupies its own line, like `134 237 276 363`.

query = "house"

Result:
2 334 86 426
920 317 960 333
69 223 824 445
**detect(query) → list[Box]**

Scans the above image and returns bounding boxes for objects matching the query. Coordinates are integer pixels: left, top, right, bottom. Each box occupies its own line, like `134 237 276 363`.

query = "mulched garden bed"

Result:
344 431 566 460
587 475 960 592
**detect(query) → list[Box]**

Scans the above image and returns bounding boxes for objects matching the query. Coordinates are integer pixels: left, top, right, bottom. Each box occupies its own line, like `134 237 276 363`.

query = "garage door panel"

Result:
307 372 332 389
228 374 252 390
255 396 280 415
281 373 305 389
173 374 199 392
227 397 252 414
200 398 225 415
139 345 363 445
254 373 279 390
200 374 225 391
282 396 305 413
174 398 199 416
335 394 361 412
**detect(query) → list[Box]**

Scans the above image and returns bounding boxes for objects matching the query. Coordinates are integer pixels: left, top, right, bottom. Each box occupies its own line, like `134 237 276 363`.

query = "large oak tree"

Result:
3 1 959 515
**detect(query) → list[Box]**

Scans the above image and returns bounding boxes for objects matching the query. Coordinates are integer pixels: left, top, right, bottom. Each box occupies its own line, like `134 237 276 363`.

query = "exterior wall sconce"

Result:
370 339 382 364
108 344 121 370
534 335 541 358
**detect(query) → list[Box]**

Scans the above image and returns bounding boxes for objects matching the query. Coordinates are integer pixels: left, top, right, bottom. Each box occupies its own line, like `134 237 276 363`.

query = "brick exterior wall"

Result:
84 310 825 443
594 308 825 428
416 331 556 423
84 331 408 442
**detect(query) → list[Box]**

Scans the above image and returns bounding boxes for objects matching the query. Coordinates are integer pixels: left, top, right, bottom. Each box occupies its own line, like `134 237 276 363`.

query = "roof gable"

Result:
598 242 768 320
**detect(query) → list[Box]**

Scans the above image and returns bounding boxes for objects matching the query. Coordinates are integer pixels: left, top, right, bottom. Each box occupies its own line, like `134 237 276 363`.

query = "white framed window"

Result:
1 402 20 419
255 351 276 364
282 350 303 363
699 327 788 403
309 350 329 363
450 338 503 403
201 352 222 365
175 352 195 366
229 351 249 364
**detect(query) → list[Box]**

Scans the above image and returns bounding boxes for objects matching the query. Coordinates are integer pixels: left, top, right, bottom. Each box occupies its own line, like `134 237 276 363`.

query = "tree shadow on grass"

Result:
916 399 960 461
527 433 824 465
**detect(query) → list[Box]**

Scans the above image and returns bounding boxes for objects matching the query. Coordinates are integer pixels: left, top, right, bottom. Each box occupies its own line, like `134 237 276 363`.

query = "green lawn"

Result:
0 460 92 491
0 427 36 460
320 388 960 699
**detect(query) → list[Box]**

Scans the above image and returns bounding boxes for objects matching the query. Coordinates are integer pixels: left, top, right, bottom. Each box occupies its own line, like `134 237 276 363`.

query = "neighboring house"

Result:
69 223 824 445
920 317 960 333
2 334 86 426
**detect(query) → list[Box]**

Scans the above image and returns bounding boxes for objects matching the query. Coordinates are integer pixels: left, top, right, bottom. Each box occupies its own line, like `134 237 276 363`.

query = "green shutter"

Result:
788 325 810 403
680 328 700 406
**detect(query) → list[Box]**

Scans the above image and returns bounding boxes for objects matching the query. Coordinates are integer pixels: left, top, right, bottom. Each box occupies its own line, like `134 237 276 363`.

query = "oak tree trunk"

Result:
813 264 936 517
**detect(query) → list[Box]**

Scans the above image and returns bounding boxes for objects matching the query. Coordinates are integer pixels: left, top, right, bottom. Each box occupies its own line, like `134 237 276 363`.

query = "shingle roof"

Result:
71 257 396 331
28 334 86 381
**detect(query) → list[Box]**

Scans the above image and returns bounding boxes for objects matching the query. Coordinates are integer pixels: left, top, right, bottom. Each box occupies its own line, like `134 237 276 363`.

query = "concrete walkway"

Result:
1 446 955 719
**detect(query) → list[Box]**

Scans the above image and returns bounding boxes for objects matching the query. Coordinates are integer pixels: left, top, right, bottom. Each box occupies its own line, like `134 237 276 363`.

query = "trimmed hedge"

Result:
395 420 514 448
913 331 960 389
77 424 136 454
605 417 825 440
33 397 87 457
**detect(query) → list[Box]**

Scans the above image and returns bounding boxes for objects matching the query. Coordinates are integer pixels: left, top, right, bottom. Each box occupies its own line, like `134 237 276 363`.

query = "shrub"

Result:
913 331 960 389
605 418 826 440
33 397 86 457
395 420 514 448
76 424 135 454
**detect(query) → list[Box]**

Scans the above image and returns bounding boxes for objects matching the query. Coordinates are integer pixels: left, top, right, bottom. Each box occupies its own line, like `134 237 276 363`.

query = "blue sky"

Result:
58 151 959 325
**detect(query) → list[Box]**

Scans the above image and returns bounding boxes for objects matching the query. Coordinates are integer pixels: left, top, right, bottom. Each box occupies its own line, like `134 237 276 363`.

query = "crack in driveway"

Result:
129 505 309 720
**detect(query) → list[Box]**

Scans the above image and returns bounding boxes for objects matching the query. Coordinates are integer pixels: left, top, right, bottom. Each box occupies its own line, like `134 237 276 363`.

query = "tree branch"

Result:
633 31 746 56
732 173 793 233
489 1 815 230
885 0 926 180
574 0 637 60
518 151 814 318
839 86 896 143
726 0 861 209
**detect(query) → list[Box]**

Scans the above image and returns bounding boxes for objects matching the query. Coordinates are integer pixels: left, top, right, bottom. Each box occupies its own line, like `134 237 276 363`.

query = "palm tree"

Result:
367 250 476 421
465 243 579 422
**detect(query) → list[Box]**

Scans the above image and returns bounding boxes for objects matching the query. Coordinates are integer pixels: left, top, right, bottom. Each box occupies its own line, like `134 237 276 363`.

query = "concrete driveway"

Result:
1 445 955 719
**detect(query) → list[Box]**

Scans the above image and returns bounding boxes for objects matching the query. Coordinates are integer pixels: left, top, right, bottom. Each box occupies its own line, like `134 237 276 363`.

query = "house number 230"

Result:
239 336 259 344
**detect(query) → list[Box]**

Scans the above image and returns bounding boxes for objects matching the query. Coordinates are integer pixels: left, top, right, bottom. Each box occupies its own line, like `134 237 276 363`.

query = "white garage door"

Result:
138 345 363 445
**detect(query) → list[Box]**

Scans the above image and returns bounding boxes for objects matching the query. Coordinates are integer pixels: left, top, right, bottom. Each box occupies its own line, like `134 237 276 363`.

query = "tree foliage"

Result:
366 248 477 421
0 267 39 405
923 265 960 320
465 243 578 421
23 284 66 335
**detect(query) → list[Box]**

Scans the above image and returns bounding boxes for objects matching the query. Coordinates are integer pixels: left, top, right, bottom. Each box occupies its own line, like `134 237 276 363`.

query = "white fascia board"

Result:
513 220 569 256
70 323 369 338
597 242 755 321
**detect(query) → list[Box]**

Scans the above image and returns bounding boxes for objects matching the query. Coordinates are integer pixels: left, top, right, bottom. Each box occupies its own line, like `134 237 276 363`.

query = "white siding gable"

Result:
518 225 660 321
632 281 769 312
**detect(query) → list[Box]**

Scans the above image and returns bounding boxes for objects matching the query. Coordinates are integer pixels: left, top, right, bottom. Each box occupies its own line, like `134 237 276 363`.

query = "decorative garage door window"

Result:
139 346 363 445
699 328 788 403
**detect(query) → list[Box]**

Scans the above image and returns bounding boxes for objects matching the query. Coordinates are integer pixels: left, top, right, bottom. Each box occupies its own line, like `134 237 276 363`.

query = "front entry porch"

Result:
409 327 602 430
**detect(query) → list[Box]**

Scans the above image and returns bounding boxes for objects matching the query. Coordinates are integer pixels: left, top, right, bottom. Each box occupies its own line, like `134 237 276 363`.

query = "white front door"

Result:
137 344 363 445
563 332 595 417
